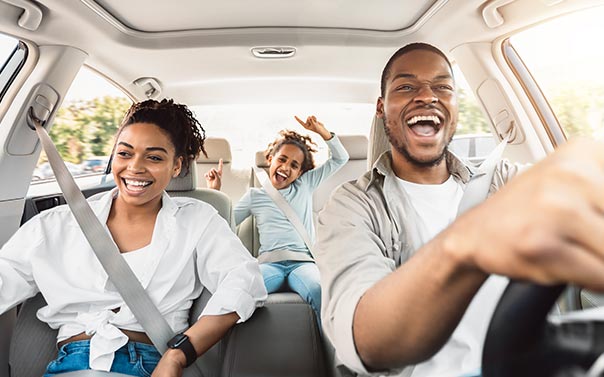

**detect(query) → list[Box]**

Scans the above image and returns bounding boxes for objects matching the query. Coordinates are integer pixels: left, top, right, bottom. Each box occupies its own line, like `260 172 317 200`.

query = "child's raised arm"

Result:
204 158 223 190
294 115 332 141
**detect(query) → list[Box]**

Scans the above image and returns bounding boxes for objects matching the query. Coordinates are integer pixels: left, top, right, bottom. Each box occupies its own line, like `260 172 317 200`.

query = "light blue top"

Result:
234 135 349 256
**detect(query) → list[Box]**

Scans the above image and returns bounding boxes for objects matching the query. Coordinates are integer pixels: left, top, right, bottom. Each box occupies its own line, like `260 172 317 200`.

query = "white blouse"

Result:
0 189 267 371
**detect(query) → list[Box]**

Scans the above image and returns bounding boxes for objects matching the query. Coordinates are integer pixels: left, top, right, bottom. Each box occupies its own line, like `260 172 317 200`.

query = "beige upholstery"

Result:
255 150 270 168
167 162 234 230
237 152 266 256
312 135 368 214
368 115 390 168
198 137 232 163
196 137 249 204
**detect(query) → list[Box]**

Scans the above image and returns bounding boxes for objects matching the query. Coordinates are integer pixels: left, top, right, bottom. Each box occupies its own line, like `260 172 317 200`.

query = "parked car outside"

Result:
31 162 84 181
80 156 110 173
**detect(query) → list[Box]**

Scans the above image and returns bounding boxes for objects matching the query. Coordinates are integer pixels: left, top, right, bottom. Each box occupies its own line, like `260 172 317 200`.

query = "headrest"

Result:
339 135 368 160
197 137 232 163
367 115 389 169
166 160 197 192
255 151 269 168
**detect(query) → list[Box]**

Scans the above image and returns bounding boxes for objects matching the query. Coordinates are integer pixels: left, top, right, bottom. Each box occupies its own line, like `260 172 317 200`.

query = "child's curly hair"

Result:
265 130 317 173
116 99 207 174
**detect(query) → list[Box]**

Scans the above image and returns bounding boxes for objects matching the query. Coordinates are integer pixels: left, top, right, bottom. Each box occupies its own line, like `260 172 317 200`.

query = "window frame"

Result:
502 38 566 147
0 40 28 103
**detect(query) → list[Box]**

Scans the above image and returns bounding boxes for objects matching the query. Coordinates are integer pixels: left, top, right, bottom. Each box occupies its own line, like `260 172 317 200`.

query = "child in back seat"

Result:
205 115 349 326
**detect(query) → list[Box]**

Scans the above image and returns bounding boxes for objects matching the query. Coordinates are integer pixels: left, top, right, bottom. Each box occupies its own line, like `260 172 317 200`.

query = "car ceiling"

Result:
0 0 601 106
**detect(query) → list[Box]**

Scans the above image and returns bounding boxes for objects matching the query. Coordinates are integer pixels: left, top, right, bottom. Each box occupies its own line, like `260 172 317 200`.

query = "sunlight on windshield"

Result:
511 5 604 140
191 103 374 168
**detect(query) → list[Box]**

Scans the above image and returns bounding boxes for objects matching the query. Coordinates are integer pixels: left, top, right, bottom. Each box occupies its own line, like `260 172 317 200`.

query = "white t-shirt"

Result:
396 175 463 238
396 175 508 377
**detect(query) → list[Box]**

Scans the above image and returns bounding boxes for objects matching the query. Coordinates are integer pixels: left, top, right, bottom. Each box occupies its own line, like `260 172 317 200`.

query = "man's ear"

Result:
267 155 273 165
376 97 385 119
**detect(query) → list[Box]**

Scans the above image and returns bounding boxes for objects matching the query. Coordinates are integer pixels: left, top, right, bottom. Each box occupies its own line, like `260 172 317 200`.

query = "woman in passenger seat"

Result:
0 99 267 377
205 115 349 327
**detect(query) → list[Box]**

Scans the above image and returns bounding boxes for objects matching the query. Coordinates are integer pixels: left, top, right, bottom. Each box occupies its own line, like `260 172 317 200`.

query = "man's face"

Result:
377 49 458 167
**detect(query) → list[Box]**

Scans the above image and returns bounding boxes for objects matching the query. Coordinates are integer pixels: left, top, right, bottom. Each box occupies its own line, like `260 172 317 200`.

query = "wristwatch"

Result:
167 333 197 368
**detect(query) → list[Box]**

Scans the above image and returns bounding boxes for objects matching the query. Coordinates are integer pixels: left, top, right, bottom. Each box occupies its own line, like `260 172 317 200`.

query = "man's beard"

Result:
383 118 450 168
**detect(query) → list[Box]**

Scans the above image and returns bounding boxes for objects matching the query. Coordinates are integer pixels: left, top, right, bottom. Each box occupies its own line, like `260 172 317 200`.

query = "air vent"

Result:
251 47 296 59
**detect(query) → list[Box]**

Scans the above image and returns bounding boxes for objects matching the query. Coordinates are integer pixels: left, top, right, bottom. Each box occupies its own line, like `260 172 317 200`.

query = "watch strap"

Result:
168 333 197 368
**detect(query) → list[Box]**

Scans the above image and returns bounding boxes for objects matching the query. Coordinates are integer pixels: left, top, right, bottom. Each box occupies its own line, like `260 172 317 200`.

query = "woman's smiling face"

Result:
111 122 182 209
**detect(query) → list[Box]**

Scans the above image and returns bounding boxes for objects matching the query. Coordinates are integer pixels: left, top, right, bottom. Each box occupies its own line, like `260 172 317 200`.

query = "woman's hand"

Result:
295 115 332 140
151 349 186 377
204 158 223 190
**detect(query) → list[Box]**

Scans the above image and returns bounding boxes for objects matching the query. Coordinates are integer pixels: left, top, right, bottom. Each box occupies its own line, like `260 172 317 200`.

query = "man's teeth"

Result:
125 179 151 187
276 171 288 179
407 115 441 126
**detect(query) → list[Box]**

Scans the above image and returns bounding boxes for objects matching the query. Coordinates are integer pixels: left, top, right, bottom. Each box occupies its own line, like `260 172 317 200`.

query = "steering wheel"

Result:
482 281 604 377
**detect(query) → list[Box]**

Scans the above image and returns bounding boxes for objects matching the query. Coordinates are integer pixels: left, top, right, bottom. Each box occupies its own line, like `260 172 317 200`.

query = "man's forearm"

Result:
353 228 487 370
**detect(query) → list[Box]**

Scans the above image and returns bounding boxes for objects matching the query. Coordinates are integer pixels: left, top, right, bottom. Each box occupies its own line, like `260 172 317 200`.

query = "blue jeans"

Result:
44 340 161 377
260 261 322 326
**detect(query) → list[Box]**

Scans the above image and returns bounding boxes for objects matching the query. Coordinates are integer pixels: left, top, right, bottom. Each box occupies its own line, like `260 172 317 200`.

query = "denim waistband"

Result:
61 339 160 356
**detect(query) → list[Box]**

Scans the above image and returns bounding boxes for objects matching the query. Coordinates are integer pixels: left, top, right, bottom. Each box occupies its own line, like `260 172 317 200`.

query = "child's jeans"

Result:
260 260 322 327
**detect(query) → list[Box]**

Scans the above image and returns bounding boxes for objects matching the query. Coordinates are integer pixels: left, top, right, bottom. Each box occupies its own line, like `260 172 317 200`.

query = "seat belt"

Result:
252 167 316 257
27 109 174 353
457 134 509 216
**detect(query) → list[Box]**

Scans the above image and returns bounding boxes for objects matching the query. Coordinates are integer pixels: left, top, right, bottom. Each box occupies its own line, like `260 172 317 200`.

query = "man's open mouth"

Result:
406 115 442 137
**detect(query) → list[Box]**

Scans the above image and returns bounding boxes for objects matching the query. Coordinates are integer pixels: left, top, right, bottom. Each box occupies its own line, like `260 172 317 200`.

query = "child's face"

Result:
267 144 305 189
112 122 182 209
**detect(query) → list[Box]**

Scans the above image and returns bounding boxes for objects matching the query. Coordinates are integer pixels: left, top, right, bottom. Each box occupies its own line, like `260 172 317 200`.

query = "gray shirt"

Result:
315 150 520 376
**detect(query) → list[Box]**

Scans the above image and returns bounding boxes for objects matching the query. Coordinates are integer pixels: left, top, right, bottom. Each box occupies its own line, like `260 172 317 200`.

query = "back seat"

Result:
368 115 389 167
312 135 368 215
195 137 249 204
167 163 235 230
235 151 268 257
238 135 368 256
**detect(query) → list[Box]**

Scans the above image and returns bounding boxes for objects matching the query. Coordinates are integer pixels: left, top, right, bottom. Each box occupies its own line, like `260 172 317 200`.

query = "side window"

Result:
509 6 604 141
450 65 494 162
0 33 27 103
31 67 131 184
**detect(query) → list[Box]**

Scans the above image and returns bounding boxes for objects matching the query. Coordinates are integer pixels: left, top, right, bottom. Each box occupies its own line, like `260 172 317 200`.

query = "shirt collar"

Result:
92 188 179 288
367 150 474 191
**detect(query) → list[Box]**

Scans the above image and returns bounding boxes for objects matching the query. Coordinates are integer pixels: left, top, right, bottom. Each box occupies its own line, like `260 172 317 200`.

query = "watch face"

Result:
168 333 188 348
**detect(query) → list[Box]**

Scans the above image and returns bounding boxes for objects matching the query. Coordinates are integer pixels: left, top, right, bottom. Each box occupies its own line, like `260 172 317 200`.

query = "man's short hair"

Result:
380 42 453 97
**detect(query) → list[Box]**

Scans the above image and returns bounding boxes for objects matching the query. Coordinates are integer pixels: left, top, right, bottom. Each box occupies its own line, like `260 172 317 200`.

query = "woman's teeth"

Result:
124 179 151 188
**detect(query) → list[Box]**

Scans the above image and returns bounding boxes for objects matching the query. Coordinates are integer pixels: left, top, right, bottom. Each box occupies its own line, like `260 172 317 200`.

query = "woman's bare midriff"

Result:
58 329 152 348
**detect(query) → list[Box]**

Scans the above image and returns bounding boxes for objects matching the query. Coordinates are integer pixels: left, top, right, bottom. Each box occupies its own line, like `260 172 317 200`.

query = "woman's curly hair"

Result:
265 130 317 173
116 99 207 174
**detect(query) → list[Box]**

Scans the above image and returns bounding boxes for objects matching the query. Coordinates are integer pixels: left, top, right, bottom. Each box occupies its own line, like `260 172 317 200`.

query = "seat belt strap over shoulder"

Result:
28 109 174 354
253 167 316 257
457 134 510 216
